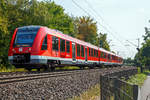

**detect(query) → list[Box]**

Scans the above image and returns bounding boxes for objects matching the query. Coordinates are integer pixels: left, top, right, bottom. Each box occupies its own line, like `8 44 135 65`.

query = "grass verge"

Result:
127 68 150 86
127 73 147 86
0 66 82 72
0 67 38 72
69 84 100 100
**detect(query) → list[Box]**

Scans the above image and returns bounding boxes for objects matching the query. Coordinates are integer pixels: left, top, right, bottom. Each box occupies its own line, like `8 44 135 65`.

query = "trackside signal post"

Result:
126 39 143 73
99 40 103 48
137 38 143 73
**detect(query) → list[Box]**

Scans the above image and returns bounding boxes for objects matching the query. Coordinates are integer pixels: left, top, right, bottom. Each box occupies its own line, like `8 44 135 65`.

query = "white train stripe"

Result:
31 55 72 61
8 55 121 65
8 56 13 60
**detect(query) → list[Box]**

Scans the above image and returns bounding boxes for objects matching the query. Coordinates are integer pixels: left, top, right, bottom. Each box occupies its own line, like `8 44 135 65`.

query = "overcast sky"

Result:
45 0 150 58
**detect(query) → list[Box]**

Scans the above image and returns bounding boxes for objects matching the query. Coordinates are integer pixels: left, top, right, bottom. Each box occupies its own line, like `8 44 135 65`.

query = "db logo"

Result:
19 48 23 52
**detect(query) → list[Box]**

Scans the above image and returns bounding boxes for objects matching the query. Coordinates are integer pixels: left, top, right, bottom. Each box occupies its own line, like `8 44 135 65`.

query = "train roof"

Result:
17 25 41 32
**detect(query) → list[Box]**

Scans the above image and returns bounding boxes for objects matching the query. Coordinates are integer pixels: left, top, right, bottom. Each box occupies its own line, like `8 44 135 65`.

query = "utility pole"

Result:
137 38 143 73
126 39 143 73
137 38 140 49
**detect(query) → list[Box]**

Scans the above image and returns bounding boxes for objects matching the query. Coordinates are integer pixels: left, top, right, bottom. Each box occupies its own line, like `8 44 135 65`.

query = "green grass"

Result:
56 66 81 70
127 68 150 86
127 73 147 86
0 66 15 72
0 65 82 72
68 84 100 100
0 67 39 72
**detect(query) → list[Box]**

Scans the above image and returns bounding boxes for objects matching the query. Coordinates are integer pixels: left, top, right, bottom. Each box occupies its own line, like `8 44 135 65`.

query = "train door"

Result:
72 43 76 61
52 36 59 57
85 47 87 62
98 50 101 65
60 38 66 58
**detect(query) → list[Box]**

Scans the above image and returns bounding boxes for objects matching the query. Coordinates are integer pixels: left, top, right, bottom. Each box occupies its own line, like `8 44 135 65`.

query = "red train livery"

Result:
8 25 123 70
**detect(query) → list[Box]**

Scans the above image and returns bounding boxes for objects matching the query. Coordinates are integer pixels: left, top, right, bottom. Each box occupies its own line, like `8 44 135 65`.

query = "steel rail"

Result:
0 68 103 85
0 66 135 85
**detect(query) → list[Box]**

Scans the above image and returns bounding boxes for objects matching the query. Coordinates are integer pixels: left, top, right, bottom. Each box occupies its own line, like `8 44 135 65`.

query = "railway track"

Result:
0 68 104 85
0 66 135 85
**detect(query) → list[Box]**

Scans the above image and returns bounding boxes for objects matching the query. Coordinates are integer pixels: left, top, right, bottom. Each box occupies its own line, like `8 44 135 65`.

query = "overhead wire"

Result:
72 0 90 16
83 0 127 46
72 0 129 55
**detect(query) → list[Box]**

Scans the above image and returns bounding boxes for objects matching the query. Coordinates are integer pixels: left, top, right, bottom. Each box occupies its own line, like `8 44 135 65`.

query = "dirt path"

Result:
140 74 150 100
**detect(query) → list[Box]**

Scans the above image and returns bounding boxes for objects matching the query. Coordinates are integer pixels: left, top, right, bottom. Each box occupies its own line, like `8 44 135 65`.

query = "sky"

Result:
45 0 150 58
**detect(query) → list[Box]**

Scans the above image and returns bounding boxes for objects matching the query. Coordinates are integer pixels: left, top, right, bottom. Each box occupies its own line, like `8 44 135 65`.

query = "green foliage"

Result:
56 66 80 70
139 39 150 68
96 33 110 51
134 26 150 69
123 58 135 66
74 16 98 44
127 68 150 86
127 73 146 86
0 0 10 68
143 27 150 41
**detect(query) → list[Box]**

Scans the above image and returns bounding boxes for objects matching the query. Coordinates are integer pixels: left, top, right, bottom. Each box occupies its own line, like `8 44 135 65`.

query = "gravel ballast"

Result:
0 67 137 100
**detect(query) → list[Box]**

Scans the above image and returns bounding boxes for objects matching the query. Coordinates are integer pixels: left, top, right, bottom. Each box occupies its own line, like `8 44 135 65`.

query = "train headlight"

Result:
19 48 23 52
12 49 15 52
28 48 31 51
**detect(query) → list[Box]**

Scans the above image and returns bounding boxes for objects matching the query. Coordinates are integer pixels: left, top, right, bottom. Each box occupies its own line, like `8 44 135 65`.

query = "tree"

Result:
135 26 150 71
139 39 150 70
124 58 134 66
143 27 150 41
75 16 98 44
0 0 10 68
96 33 110 51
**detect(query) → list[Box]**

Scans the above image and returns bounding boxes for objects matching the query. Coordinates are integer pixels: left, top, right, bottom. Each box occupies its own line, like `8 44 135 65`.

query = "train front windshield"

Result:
13 30 37 47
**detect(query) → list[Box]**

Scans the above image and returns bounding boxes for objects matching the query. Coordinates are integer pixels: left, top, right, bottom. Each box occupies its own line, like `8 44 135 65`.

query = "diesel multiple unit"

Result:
8 26 123 70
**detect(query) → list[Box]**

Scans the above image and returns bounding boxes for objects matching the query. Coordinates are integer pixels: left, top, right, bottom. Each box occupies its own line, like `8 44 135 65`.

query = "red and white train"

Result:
8 25 123 71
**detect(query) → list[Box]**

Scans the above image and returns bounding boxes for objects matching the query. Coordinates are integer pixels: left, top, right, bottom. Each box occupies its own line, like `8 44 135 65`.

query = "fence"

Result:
100 69 138 100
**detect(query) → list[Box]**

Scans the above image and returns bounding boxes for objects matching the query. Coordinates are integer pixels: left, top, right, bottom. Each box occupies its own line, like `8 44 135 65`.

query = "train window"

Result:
116 57 118 61
100 52 103 58
60 39 65 52
96 50 98 57
81 45 84 57
77 44 80 56
13 29 38 47
94 50 97 57
66 41 70 53
91 48 93 57
95 50 97 57
97 50 99 57
89 48 91 56
104 53 106 58
41 35 47 50
94 49 96 57
52 36 58 51
108 54 111 60
112 56 114 60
